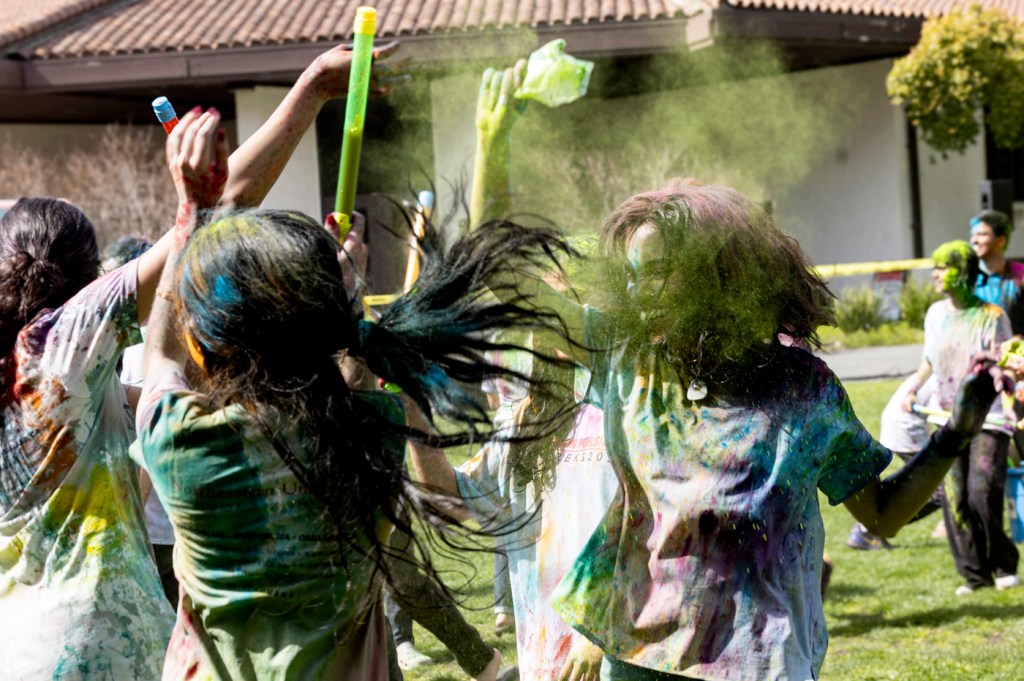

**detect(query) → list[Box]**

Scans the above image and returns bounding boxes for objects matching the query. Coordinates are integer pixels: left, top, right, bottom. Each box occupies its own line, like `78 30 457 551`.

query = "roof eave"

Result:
7 18 703 93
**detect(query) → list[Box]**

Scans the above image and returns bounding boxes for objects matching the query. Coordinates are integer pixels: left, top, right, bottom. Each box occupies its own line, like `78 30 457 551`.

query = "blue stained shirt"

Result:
974 261 1024 335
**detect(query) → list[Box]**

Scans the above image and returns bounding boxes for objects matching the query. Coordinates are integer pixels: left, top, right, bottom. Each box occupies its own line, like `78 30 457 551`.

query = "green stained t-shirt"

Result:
133 364 404 681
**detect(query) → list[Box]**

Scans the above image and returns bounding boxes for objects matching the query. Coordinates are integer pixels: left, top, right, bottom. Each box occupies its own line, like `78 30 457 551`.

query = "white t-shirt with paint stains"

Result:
0 261 173 680
457 354 618 680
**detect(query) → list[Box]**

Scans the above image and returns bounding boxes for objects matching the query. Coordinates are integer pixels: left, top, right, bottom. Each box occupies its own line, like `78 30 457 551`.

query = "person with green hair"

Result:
903 240 1019 595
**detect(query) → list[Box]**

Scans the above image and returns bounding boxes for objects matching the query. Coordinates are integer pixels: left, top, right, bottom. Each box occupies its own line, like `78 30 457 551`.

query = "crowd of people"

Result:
1 42 1021 681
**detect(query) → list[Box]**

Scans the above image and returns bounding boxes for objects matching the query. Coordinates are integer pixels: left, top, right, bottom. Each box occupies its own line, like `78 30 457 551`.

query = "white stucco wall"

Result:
771 60 915 268
429 72 479 226
234 86 321 218
427 58 990 276
916 130 987 256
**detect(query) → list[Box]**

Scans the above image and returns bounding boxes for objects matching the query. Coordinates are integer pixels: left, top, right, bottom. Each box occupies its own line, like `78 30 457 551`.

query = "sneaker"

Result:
955 584 975 596
931 520 947 539
396 641 434 671
846 523 894 551
995 574 1020 591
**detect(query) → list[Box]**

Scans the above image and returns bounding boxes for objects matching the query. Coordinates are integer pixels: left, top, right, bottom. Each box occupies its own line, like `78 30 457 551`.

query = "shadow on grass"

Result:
829 603 1024 637
824 583 875 600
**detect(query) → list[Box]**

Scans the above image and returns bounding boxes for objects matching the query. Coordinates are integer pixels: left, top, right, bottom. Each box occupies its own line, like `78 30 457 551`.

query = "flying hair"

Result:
594 178 836 397
175 207 580 594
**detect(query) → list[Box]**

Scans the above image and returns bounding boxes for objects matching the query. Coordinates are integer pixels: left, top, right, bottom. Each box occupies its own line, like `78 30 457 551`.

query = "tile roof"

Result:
6 0 1024 61
0 0 121 47
719 0 1024 17
6 0 693 60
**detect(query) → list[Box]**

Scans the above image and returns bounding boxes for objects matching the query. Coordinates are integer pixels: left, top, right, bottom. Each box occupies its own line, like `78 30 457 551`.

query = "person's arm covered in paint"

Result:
135 109 228 324
844 353 1012 537
468 61 590 363
220 42 399 210
470 60 526 230
142 110 228 401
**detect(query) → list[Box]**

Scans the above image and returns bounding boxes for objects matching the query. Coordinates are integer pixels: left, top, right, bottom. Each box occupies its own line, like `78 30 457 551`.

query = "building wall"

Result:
771 60 915 269
917 128 987 257
427 58 988 276
234 86 321 218
429 71 479 235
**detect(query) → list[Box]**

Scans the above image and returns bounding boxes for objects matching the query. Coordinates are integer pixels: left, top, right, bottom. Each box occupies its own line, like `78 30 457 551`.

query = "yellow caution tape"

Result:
813 258 933 278
361 258 932 307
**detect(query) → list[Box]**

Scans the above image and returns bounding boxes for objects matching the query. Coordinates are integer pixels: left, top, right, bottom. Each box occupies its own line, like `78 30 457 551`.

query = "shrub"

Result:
887 5 1024 154
0 126 175 248
835 286 885 333
899 277 942 328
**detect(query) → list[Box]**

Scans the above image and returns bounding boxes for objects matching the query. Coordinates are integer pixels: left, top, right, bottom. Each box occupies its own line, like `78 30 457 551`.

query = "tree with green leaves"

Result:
888 4 1024 154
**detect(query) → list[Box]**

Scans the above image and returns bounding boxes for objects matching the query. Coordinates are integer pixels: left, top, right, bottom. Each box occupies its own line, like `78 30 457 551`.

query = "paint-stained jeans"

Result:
384 523 495 676
942 431 1020 588
600 656 698 680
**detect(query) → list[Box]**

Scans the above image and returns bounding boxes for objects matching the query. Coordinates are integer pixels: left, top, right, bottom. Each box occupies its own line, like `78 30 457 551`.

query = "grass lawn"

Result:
405 378 1024 680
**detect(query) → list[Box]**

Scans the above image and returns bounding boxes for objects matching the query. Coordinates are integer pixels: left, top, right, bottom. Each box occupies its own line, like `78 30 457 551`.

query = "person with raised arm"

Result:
464 76 1014 679
134 80 579 681
0 43 397 679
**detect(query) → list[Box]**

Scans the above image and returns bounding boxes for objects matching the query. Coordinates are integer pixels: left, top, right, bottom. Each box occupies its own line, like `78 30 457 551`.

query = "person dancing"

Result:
134 104 577 678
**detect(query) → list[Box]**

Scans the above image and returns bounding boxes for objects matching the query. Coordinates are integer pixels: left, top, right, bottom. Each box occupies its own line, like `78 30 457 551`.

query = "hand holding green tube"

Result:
334 6 377 238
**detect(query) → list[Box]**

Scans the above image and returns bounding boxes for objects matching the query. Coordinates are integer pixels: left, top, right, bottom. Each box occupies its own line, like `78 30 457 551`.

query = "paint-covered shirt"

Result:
458 360 617 680
551 309 892 681
974 261 1024 334
133 363 402 681
0 261 174 680
922 299 1011 415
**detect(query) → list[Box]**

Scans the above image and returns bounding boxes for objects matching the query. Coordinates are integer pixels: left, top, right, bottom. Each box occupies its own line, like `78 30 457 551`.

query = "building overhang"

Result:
0 7 924 124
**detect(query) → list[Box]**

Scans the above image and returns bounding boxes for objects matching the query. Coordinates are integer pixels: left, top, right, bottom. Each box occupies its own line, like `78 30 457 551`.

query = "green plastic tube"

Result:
334 6 376 237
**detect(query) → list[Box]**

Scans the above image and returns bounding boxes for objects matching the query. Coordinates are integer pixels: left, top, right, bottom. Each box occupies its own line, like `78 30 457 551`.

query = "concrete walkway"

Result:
815 344 922 382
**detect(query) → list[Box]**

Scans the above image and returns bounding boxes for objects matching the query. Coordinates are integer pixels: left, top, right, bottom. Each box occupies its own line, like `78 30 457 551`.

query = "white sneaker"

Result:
396 641 434 670
995 574 1020 591
955 584 975 596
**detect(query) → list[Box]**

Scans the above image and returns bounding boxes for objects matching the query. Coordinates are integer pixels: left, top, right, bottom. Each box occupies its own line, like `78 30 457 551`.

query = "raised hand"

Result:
306 41 403 101
471 59 527 229
476 59 528 144
948 352 1015 436
166 108 228 213
325 211 368 299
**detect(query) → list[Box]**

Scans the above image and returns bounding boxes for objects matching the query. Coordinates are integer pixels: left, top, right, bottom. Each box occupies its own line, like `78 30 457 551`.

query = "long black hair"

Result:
0 198 100 392
176 208 578 583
